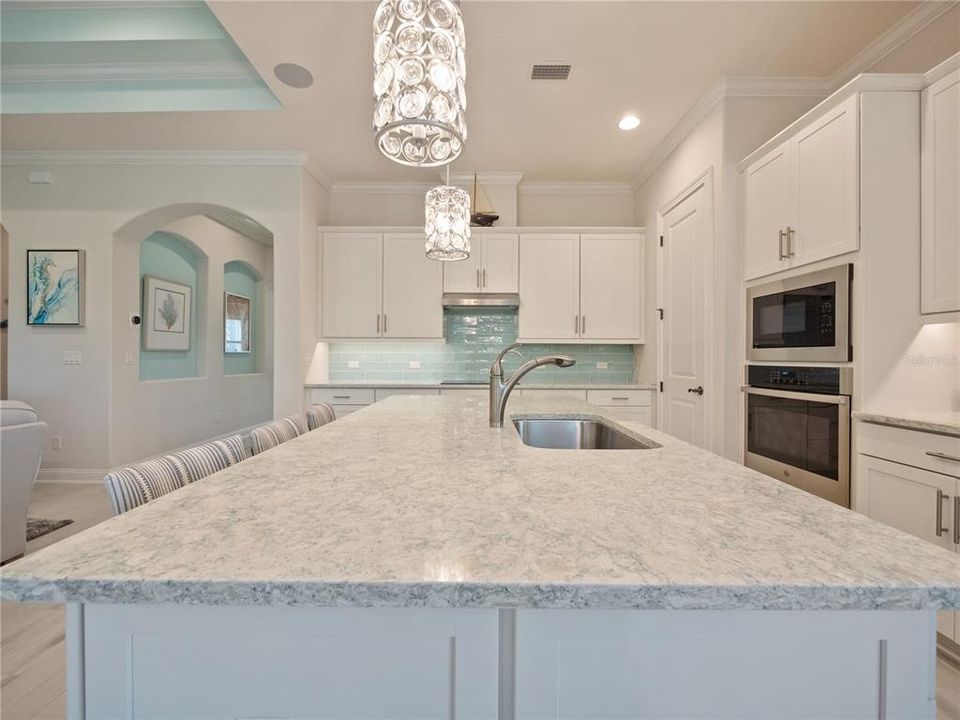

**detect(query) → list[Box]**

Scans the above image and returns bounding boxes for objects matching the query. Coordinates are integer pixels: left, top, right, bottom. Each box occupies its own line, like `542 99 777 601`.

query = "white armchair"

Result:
1 401 46 564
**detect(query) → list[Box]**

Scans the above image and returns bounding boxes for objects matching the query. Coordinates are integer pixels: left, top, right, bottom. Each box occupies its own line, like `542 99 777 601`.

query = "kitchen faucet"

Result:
489 342 576 428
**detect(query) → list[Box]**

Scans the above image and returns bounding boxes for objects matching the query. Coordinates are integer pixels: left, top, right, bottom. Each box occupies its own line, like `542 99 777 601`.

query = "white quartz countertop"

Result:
306 382 656 390
4 397 960 610
853 410 960 438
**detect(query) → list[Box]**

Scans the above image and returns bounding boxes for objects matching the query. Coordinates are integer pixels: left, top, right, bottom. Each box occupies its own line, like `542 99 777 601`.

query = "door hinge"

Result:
659 235 664 247
657 308 663 320
659 381 663 393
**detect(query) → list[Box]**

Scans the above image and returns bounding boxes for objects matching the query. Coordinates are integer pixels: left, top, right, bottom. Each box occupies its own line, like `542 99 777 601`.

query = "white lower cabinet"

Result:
857 422 960 643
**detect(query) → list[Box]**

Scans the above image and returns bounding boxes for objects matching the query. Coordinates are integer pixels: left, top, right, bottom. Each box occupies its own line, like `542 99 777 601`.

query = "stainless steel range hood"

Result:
442 292 519 308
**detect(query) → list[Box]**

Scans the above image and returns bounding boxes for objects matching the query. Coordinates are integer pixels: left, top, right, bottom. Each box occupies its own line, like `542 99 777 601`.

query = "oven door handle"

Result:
740 385 849 405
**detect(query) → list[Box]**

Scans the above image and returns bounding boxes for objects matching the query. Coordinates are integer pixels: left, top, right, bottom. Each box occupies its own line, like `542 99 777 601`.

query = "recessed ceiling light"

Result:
618 114 641 131
274 63 313 89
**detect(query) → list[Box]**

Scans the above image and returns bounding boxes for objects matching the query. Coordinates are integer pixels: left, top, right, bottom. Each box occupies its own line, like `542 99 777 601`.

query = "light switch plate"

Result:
63 351 82 365
408 360 421 369
596 361 608 369
347 360 360 369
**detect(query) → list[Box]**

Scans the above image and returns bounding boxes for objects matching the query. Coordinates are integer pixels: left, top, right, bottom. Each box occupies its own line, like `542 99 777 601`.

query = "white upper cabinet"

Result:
519 233 581 340
321 232 442 339
743 94 859 280
744 142 793 280
921 69 960 314
442 232 519 293
382 233 443 338
322 233 381 338
793 94 860 267
519 232 643 343
579 233 641 340
441 242 482 293
479 233 519 293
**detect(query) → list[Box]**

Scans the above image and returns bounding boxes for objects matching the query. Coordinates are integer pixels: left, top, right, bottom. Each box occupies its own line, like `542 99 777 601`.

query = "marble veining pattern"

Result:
853 410 960 438
4 397 960 609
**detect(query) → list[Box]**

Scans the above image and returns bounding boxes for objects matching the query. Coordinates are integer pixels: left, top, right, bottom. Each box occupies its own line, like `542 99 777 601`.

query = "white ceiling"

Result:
0 1 925 183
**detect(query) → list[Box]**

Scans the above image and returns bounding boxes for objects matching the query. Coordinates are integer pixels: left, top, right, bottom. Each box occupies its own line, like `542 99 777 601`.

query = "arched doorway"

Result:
110 205 274 467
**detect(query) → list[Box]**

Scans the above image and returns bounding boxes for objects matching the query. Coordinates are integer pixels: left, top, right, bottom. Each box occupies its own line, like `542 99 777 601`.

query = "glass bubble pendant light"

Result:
373 0 467 167
425 164 471 261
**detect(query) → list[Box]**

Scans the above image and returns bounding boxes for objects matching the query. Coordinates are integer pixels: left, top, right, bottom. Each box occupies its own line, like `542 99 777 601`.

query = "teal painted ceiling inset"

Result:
0 1 279 114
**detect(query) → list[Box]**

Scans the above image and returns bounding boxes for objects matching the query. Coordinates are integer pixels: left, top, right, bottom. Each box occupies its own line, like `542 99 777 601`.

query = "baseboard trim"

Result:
36 468 107 484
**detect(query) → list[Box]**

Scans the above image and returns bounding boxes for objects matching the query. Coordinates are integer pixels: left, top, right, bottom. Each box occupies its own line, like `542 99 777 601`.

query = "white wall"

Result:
632 94 820 458
2 160 324 474
110 215 272 467
327 185 634 227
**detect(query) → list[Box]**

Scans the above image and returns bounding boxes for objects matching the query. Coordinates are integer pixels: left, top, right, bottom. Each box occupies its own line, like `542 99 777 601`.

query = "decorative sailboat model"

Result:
470 173 499 227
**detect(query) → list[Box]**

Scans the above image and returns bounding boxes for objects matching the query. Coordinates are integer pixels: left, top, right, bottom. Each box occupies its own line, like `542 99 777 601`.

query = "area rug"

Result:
26 517 74 541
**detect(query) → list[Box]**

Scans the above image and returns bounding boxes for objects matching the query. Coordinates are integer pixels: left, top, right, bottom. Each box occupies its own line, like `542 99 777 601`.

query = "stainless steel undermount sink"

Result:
512 417 660 450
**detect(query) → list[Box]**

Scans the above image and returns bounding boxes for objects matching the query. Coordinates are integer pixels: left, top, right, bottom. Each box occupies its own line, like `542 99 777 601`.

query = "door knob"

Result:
687 386 704 395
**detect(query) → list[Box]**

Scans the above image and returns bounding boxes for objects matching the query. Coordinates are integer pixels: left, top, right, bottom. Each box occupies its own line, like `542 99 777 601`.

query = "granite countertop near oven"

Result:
306 382 657 390
853 410 960 438
4 397 960 610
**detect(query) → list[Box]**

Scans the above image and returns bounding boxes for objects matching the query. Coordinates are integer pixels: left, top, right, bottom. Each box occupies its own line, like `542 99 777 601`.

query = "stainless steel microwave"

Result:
747 264 852 363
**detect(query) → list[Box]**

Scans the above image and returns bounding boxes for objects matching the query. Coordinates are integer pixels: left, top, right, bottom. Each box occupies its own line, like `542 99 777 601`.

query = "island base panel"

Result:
76 604 935 719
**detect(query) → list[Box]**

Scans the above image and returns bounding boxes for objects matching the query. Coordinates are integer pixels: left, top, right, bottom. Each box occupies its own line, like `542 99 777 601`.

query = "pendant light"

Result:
373 0 466 167
425 164 471 261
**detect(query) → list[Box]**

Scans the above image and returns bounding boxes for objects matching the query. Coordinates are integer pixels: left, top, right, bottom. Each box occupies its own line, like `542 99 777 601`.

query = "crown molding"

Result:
629 76 831 191
437 170 525 186
926 51 960 85
827 1 959 88
1 150 307 166
1 61 255 85
519 181 633 195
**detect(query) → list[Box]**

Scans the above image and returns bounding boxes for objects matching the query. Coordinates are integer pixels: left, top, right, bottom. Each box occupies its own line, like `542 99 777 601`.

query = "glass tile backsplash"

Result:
328 308 635 384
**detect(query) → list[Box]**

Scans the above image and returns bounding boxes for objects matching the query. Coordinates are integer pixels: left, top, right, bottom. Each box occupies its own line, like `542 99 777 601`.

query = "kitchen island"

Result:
4 396 960 718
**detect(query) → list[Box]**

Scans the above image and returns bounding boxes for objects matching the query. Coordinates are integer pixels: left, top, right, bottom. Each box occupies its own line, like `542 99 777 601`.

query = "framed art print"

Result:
142 275 191 351
224 292 252 354
27 249 85 326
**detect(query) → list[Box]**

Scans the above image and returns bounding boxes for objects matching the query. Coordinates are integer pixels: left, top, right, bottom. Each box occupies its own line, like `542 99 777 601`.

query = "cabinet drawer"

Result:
857 422 960 478
374 388 440 401
519 389 587 400
310 388 376 406
586 389 652 407
604 406 652 426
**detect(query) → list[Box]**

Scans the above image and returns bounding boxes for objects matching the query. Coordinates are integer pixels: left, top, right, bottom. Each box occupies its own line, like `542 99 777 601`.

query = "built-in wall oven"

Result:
747 264 852 363
743 365 852 507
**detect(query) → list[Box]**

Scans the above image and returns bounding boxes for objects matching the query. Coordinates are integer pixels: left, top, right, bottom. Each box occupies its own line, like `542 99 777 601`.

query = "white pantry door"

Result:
660 182 707 448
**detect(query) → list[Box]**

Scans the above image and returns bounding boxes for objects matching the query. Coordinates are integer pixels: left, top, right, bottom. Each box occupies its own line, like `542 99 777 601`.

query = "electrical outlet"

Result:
596 361 608 369
63 351 82 365
347 360 360 369
408 360 421 369
124 350 135 366
52 435 63 450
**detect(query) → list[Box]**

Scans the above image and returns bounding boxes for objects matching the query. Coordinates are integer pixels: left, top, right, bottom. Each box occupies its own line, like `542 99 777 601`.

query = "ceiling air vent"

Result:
531 63 572 80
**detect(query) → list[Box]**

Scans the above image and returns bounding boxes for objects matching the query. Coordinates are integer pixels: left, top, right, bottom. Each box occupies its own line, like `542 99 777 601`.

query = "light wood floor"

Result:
3 482 960 719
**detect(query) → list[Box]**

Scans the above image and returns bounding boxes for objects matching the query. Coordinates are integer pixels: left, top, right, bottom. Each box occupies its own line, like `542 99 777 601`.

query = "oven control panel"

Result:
746 365 850 395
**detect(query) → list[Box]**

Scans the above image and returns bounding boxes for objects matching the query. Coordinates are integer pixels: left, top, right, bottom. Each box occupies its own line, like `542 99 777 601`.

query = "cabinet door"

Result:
579 233 641 340
792 94 859 267
382 233 443 338
442 237 483 293
518 234 580 340
602 406 652 426
921 70 960 314
744 142 792 280
480 233 519 293
860 454 956 639
322 233 381 338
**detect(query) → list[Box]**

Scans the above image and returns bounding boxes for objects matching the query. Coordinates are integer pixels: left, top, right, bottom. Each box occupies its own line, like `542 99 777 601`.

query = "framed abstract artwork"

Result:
224 292 251 354
27 249 85 326
142 275 191 351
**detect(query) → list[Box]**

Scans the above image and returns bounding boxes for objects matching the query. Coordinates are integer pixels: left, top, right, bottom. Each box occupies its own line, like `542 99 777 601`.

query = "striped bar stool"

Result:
103 456 189 516
168 435 246 483
305 402 336 431
249 415 308 455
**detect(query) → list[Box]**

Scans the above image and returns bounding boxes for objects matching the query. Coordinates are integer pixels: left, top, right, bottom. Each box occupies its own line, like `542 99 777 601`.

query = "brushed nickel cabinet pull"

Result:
953 496 959 546
575 315 579 334
936 489 950 537
333 395 351 400
581 316 586 335
482 268 487 287
611 397 630 401
476 269 480 287
778 229 786 260
928 451 960 464
376 314 380 334
383 314 387 334
786 227 796 257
